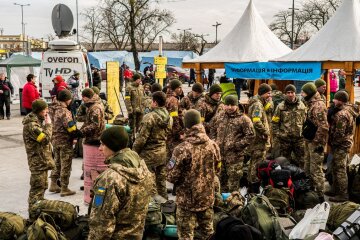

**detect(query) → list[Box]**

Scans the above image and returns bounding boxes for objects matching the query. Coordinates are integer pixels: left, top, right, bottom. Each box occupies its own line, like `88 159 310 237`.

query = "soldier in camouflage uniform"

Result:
48 90 77 196
167 110 221 240
133 91 173 199
125 73 144 133
142 83 152 115
315 79 327 103
91 86 114 121
247 83 272 193
23 99 55 211
326 91 356 202
272 84 307 168
301 83 329 200
195 84 224 135
210 95 255 192
88 126 152 240
180 82 204 111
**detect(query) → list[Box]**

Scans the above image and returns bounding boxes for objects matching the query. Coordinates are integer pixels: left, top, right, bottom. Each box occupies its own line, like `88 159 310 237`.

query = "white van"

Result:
39 39 91 102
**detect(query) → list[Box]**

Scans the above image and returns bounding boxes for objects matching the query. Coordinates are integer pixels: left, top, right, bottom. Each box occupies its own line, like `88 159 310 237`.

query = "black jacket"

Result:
0 79 14 97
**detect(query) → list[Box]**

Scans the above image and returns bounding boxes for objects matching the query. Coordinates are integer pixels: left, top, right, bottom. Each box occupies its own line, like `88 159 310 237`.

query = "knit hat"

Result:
32 99 48 114
74 71 80 76
151 83 162 93
258 83 272 96
209 84 223 97
224 95 238 106
133 73 141 81
270 83 278 91
100 126 129 152
54 75 64 82
82 88 94 98
184 109 201 129
334 90 349 103
169 79 182 91
91 86 100 95
314 79 326 88
192 83 204 93
301 83 317 97
284 84 296 93
57 89 72 102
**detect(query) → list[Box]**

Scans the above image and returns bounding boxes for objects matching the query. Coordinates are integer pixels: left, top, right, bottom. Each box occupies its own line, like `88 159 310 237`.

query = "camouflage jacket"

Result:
272 97 307 140
166 93 183 142
89 148 152 240
179 92 204 111
142 92 152 115
248 95 270 142
304 92 329 146
271 90 285 110
125 82 144 114
101 99 114 121
167 124 221 212
76 103 86 122
49 101 76 147
195 93 224 134
80 94 105 145
22 113 55 172
210 109 255 163
329 105 356 150
133 107 173 167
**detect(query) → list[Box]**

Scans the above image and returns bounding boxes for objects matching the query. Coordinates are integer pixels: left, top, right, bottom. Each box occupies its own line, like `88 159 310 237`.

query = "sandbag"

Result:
0 212 26 240
327 201 360 231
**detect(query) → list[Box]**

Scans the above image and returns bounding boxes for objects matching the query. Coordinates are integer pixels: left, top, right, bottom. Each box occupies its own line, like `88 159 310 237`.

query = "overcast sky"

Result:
1 0 304 42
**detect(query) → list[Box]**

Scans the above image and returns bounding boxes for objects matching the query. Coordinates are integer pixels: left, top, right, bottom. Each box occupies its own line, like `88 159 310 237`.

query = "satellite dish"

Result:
51 4 74 38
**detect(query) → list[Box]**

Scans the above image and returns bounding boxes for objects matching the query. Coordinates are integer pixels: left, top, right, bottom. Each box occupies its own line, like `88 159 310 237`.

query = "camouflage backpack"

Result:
263 186 294 215
0 212 26 239
29 199 79 230
145 198 162 226
27 213 67 240
327 201 360 231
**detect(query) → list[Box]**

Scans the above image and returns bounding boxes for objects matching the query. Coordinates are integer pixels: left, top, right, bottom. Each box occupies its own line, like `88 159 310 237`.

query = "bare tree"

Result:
302 0 340 31
81 7 104 51
171 31 198 52
194 34 209 55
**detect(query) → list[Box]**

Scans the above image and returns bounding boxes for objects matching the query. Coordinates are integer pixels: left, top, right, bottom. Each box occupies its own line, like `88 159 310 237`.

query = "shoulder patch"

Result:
93 187 106 208
167 158 176 170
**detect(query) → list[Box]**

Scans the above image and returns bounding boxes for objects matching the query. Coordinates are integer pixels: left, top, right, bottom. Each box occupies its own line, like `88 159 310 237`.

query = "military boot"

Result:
49 180 61 193
60 187 76 197
329 194 349 202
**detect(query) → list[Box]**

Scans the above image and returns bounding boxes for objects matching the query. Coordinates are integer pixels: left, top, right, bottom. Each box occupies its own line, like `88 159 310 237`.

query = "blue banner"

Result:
225 62 322 81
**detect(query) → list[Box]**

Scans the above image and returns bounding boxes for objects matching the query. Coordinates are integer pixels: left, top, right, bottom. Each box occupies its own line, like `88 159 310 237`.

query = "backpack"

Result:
282 164 307 181
29 199 79 230
327 201 360 231
263 186 294 215
145 198 162 226
295 190 321 210
62 215 89 240
348 164 360 203
27 213 67 240
241 195 288 240
257 160 280 186
214 216 263 240
332 206 360 240
0 212 26 240
270 169 294 196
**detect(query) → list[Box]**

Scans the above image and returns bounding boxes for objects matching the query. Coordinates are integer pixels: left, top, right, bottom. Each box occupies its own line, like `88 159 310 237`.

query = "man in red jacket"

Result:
22 74 40 115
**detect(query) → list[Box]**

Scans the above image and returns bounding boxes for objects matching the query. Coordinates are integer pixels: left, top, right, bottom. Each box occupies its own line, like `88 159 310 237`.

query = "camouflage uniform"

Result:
125 82 144 132
180 92 204 111
247 95 270 183
76 103 87 122
195 93 224 135
142 92 152 115
101 99 114 121
329 105 356 196
167 124 220 240
49 101 76 188
303 92 329 194
210 109 255 192
88 148 152 240
80 94 105 145
272 97 307 167
22 113 55 209
132 107 173 198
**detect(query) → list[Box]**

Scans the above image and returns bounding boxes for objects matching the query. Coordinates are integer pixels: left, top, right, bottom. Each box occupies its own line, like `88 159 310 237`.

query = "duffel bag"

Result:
0 212 26 240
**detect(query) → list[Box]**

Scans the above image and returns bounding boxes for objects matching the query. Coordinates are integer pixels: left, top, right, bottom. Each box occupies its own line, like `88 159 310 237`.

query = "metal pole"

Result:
14 3 30 54
159 36 163 56
76 0 79 43
212 22 222 44
291 0 295 49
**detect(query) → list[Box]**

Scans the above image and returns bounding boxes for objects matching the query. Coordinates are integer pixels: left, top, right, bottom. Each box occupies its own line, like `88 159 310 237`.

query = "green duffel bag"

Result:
263 186 293 215
0 212 26 239
29 199 79 230
145 198 162 226
327 201 360 231
27 213 67 240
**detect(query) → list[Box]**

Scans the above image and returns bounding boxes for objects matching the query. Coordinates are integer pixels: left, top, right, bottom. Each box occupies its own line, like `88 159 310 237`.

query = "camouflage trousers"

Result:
130 112 143 136
331 147 350 195
279 138 305 168
50 144 73 188
177 207 214 240
304 142 325 194
220 158 244 193
271 137 281 159
149 164 167 199
248 142 267 183
28 171 48 210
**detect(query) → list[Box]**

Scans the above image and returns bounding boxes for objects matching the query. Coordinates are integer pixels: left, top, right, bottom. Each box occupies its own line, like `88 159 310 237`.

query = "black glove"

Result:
74 129 84 138
314 145 324 154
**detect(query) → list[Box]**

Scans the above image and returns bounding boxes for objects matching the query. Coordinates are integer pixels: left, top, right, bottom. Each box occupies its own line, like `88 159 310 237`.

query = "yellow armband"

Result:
36 132 46 142
272 116 280 123
170 111 178 117
252 117 261 122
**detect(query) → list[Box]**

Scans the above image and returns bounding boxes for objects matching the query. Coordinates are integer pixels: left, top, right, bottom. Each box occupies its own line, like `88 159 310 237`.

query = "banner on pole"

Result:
106 61 120 123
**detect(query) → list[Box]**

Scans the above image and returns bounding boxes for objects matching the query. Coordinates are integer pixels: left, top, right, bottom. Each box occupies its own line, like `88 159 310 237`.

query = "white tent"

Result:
184 0 291 63
276 0 360 62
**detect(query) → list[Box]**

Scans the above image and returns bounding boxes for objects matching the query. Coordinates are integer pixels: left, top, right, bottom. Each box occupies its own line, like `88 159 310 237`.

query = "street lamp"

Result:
76 0 79 43
212 21 222 44
289 0 299 49
14 2 30 54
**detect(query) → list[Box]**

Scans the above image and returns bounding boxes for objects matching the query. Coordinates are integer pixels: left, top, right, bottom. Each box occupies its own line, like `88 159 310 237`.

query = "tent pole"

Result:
344 61 354 103
254 80 260 95
195 63 201 83
324 69 330 107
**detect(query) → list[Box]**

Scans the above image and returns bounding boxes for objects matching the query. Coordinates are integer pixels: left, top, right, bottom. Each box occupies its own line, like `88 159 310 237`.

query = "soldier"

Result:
133 91 173 199
270 83 285 110
301 83 329 201
210 95 255 192
247 83 272 193
326 91 356 202
48 90 77 196
167 110 221 240
88 126 152 240
91 86 114 121
315 79 327 103
125 73 144 133
195 84 224 135
180 82 204 111
272 84 307 168
23 99 55 211
142 83 152 115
